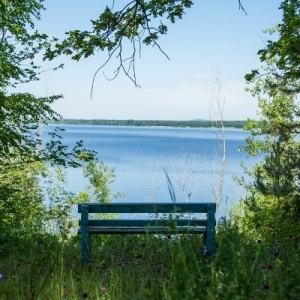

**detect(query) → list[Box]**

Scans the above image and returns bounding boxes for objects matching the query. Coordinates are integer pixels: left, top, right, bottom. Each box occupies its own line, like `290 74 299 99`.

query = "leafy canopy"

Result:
246 0 300 93
0 0 61 88
0 0 96 166
45 0 246 95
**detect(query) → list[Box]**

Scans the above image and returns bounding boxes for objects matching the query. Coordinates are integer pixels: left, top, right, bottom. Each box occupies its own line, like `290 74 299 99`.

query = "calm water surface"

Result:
44 125 256 216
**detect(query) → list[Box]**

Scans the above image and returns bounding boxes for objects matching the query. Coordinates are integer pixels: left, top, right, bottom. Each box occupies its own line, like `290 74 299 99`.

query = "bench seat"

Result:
79 226 207 234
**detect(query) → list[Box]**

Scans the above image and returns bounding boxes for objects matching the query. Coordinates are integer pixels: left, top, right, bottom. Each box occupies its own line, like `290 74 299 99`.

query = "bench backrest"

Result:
78 202 216 226
78 202 216 214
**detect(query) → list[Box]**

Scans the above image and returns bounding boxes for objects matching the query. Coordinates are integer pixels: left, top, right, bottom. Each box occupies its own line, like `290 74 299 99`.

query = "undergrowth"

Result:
1 221 300 300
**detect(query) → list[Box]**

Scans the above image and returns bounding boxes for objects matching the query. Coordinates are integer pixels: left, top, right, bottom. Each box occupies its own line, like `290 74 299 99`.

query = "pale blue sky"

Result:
19 0 283 120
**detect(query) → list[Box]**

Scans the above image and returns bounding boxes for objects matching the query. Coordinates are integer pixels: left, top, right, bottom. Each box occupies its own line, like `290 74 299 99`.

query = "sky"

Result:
18 0 283 121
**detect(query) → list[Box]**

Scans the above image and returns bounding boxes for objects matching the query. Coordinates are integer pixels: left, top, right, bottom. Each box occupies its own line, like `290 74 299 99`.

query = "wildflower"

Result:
82 291 88 298
100 287 106 294
261 264 272 270
203 247 208 256
0 274 3 280
263 283 270 290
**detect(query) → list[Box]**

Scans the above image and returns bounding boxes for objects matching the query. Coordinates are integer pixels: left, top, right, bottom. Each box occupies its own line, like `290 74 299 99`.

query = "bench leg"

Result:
82 232 91 266
206 204 216 255
205 230 216 255
81 204 91 266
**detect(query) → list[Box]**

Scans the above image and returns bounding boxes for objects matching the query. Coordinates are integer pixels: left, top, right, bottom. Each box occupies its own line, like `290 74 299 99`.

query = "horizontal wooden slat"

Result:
79 219 207 227
79 226 207 235
78 202 216 214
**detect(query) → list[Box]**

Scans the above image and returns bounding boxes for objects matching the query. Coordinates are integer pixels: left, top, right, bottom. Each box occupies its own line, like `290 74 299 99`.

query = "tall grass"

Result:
1 221 300 299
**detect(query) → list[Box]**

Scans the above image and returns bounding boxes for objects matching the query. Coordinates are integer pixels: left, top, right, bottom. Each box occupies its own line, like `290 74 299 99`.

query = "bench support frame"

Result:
78 202 216 265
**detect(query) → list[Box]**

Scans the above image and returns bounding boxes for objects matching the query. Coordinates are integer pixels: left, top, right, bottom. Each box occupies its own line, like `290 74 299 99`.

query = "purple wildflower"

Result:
82 291 88 298
263 283 270 290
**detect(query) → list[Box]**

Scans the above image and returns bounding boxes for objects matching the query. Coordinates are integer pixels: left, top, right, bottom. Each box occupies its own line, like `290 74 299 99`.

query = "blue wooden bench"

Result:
78 202 216 265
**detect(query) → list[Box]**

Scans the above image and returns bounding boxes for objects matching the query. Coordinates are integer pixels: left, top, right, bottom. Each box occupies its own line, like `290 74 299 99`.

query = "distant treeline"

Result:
50 119 247 128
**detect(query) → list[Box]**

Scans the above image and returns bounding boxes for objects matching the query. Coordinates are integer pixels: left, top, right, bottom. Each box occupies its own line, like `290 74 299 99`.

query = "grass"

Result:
1 222 300 300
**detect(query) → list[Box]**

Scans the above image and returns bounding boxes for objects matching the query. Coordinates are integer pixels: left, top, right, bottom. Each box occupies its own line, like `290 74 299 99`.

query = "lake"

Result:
44 125 256 216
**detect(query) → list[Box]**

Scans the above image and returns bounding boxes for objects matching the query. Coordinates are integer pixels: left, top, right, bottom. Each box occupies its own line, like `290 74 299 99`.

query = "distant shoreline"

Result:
49 119 247 129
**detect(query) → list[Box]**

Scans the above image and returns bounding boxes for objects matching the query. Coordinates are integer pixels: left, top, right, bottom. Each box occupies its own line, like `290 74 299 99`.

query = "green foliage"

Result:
42 127 97 167
0 157 119 252
79 160 122 203
45 0 194 88
247 0 300 93
0 0 86 167
242 100 300 234
0 0 100 251
2 220 300 299
50 118 247 128
0 91 61 160
39 159 120 242
46 0 193 59
0 161 46 251
42 166 75 241
0 0 61 88
0 90 100 249
239 194 300 243
44 0 246 88
5 1 300 297
241 0 300 240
